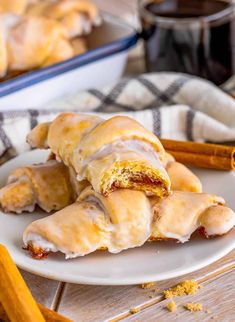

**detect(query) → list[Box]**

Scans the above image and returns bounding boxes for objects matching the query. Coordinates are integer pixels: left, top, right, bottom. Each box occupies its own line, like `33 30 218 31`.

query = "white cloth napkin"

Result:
46 72 235 140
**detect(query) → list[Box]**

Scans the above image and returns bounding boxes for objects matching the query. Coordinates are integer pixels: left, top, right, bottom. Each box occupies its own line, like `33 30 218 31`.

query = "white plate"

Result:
0 150 234 285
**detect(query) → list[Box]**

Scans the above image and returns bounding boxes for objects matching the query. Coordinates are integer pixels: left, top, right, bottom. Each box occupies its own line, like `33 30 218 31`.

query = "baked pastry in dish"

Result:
0 15 76 77
0 0 100 37
0 0 100 77
23 187 235 259
0 0 32 15
26 0 101 38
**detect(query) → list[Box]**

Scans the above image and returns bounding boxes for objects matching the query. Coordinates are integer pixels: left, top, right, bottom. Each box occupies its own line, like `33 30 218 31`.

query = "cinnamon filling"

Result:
197 227 220 238
109 173 164 195
129 175 162 185
148 236 176 242
23 243 50 260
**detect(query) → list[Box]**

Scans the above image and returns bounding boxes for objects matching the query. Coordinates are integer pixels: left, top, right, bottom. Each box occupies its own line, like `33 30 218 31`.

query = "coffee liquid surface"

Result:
142 0 234 84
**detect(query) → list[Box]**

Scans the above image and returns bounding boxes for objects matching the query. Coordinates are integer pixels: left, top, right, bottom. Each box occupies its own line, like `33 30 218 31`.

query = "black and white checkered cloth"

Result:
1 72 235 164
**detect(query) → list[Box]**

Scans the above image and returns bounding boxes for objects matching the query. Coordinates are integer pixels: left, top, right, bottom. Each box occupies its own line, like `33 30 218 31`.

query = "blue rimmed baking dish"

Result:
0 13 138 110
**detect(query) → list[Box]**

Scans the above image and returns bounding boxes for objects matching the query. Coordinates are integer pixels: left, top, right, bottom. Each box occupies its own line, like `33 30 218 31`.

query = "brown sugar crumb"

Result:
163 280 200 299
129 307 140 314
166 301 177 312
184 302 202 312
140 282 156 289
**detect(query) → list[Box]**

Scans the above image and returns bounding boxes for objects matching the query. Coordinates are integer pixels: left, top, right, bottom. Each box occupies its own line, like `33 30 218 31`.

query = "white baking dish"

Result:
0 13 138 110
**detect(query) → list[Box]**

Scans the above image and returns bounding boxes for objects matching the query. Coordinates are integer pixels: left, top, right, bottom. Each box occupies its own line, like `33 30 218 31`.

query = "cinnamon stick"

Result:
160 139 235 171
0 302 72 322
0 302 8 321
0 244 45 322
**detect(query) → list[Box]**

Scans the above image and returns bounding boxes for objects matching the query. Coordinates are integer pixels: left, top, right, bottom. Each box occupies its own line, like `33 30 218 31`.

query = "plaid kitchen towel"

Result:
1 72 235 163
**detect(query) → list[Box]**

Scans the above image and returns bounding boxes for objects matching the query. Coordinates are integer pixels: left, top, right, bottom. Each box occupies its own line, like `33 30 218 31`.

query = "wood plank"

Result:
57 250 235 322
20 270 60 309
124 269 235 322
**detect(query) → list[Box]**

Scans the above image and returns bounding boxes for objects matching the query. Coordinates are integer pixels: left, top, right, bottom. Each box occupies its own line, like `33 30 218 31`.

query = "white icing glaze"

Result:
23 233 58 253
23 201 109 259
24 194 152 258
84 193 152 253
107 203 152 254
77 139 164 181
23 233 87 259
205 219 235 236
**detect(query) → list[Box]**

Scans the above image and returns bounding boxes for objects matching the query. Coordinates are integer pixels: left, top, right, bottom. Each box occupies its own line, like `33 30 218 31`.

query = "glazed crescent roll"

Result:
0 1 95 76
164 153 202 193
26 0 101 38
0 1 39 15
0 158 201 214
23 188 235 259
26 121 51 149
0 160 75 213
23 188 152 259
27 113 171 197
0 14 75 77
7 16 74 71
46 152 200 196
27 113 102 164
0 0 28 15
150 191 234 242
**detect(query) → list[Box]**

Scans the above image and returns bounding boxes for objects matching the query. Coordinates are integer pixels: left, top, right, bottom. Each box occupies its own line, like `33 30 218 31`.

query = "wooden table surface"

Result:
19 1 235 321
20 249 235 321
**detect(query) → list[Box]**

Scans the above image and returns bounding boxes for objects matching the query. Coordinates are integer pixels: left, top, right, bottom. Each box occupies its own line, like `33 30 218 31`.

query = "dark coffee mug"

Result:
139 0 235 85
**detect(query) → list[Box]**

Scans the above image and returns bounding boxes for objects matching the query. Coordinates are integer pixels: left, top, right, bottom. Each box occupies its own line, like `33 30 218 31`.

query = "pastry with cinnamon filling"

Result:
23 188 235 259
27 113 171 197
0 156 202 213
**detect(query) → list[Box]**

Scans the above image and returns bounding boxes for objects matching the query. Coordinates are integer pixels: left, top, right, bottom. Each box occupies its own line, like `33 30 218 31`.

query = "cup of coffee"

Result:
139 0 235 85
